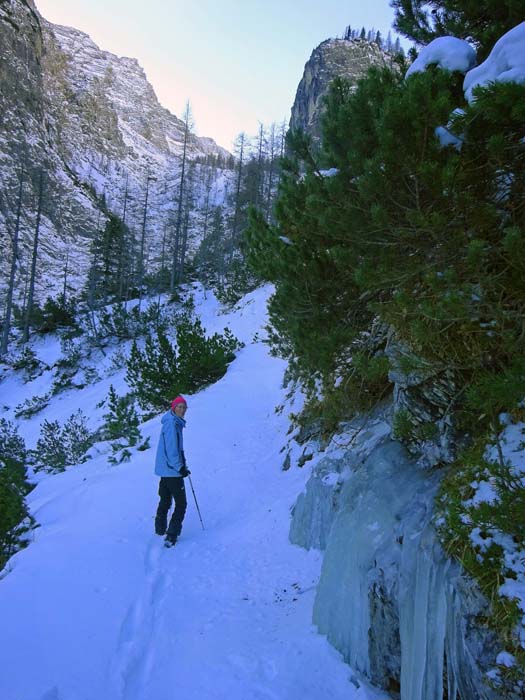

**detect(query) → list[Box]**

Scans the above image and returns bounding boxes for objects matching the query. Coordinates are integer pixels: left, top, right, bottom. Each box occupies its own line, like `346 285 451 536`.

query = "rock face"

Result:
290 38 393 143
386 335 458 468
290 413 499 700
0 0 232 303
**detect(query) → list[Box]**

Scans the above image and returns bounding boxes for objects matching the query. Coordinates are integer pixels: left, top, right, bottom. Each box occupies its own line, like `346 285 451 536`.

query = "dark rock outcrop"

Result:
290 38 393 143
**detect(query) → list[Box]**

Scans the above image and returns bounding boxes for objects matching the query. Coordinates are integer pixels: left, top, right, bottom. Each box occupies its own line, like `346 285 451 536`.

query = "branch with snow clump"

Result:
464 22 525 102
405 36 476 79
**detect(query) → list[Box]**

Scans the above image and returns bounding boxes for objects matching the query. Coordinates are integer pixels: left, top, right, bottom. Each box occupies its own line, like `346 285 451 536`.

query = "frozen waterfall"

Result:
290 417 496 700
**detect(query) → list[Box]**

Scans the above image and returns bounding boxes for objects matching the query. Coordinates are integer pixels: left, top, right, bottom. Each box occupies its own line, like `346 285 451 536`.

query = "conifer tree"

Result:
102 385 144 462
194 206 227 287
228 132 246 265
392 0 525 58
103 385 141 444
246 61 525 425
86 213 131 303
0 419 29 569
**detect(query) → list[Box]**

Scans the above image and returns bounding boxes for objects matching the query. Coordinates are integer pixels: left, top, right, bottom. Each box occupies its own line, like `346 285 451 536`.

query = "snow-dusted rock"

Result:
464 22 525 101
435 125 463 150
318 168 339 177
0 0 233 305
435 108 465 151
405 36 476 79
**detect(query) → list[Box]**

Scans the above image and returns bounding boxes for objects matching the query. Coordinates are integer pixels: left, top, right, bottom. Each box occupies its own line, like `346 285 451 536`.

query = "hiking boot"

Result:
155 517 167 536
164 535 177 548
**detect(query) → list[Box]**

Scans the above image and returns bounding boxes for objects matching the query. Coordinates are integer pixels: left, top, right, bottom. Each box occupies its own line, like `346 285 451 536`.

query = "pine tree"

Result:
126 331 179 411
34 411 94 472
35 419 67 470
194 206 227 286
392 0 525 59
126 319 241 411
228 132 246 265
177 161 196 283
103 385 138 442
265 122 278 222
86 213 131 303
0 419 29 569
247 56 525 427
103 385 143 461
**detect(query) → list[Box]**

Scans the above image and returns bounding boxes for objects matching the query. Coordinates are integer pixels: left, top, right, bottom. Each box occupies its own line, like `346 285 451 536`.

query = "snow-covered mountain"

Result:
0 0 233 302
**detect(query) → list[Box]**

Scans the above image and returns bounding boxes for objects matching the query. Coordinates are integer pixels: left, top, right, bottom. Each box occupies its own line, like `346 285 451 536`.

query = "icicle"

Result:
399 526 449 700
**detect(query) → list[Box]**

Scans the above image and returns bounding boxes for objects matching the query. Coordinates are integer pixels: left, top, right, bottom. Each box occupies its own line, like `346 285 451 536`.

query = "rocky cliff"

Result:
290 38 393 143
0 0 232 303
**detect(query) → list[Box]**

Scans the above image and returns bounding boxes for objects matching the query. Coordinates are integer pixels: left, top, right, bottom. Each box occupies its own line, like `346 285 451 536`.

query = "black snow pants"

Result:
155 476 187 539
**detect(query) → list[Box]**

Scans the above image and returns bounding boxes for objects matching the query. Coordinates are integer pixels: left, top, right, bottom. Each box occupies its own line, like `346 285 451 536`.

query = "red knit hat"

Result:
171 396 187 410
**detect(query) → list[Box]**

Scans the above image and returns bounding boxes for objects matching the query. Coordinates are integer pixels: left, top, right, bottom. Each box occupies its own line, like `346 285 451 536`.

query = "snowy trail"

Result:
0 289 388 700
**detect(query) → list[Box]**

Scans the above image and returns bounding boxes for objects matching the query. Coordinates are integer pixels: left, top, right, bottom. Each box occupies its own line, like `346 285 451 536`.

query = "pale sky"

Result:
36 0 406 151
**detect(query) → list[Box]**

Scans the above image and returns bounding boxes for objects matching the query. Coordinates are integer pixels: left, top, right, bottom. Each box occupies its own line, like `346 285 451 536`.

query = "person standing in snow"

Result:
154 395 190 547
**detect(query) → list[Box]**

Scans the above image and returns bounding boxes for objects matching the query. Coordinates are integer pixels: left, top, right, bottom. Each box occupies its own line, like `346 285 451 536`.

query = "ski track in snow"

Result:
0 287 388 700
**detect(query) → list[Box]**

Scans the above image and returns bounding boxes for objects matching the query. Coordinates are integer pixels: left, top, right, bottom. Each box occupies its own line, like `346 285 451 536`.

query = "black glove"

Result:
179 466 191 478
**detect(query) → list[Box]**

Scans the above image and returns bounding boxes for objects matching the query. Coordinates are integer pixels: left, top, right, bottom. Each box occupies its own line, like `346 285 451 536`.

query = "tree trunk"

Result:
117 174 129 301
171 102 192 292
178 207 190 282
23 170 44 343
229 133 245 265
138 172 152 311
1 170 24 357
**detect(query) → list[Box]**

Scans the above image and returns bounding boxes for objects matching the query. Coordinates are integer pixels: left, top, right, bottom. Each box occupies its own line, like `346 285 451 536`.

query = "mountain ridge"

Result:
0 0 233 305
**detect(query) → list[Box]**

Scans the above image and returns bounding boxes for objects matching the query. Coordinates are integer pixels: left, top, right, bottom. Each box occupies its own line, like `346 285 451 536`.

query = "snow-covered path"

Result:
0 290 387 700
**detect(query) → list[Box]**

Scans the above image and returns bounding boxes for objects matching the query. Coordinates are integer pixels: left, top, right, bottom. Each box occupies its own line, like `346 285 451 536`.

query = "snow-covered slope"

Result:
0 0 233 304
0 286 388 700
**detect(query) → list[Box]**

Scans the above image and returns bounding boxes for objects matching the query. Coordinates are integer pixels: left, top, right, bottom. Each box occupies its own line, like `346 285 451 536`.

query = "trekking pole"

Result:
188 475 205 530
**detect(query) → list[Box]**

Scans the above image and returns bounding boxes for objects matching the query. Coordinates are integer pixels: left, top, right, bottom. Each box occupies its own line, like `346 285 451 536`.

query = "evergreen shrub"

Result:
102 385 148 462
95 302 163 341
0 419 31 571
14 393 51 419
34 411 95 472
10 347 44 381
29 297 77 334
126 314 242 411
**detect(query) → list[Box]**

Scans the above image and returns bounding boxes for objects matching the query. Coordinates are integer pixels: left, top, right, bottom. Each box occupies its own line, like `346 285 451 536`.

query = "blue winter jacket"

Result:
154 410 186 477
